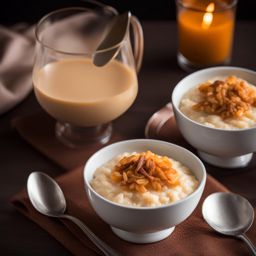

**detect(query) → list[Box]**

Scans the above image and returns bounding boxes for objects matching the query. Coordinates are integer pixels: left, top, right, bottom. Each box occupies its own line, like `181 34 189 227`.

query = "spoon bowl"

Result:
202 192 256 255
27 172 120 256
27 172 66 217
93 11 131 67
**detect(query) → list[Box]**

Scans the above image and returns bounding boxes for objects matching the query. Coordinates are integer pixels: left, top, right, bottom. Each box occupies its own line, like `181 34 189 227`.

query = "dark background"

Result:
1 0 256 25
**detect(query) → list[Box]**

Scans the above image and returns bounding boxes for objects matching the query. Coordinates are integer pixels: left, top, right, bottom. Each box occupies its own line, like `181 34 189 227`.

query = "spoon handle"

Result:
238 234 256 256
62 214 120 256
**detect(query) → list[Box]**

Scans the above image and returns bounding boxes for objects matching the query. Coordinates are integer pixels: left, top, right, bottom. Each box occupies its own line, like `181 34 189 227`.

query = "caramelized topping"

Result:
111 151 179 193
193 76 256 119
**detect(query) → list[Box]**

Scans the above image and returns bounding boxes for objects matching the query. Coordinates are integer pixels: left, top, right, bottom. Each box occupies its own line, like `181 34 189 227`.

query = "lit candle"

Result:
176 0 237 69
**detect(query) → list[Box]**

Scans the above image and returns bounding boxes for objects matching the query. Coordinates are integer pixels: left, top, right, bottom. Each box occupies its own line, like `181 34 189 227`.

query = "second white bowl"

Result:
172 66 256 168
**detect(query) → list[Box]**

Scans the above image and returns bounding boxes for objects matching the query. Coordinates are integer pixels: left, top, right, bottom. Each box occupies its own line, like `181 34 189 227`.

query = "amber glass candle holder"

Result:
176 0 237 72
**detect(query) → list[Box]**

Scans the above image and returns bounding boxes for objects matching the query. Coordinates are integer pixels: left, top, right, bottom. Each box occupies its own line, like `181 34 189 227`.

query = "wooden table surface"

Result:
1 21 256 255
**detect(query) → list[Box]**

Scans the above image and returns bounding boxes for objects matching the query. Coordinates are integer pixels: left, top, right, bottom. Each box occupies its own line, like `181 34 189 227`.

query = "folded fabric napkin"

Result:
11 166 256 256
12 111 124 170
0 24 34 115
12 108 256 255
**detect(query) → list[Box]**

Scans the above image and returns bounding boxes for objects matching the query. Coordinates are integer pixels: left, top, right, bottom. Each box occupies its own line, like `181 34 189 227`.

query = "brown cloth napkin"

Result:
12 107 256 255
12 111 124 170
12 166 256 256
0 24 34 114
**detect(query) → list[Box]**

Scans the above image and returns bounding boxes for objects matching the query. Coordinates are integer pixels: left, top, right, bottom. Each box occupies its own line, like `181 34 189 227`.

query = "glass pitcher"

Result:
33 4 143 147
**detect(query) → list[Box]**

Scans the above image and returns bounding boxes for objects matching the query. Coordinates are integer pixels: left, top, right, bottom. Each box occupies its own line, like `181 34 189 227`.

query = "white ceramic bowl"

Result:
172 66 256 168
84 139 206 243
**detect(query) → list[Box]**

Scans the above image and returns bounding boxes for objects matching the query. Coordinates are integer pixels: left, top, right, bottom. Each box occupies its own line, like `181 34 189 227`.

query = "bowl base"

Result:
198 151 253 168
111 226 175 243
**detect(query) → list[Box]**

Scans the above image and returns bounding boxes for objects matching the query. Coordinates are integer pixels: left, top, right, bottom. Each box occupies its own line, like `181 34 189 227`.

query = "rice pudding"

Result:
90 151 198 207
180 76 256 129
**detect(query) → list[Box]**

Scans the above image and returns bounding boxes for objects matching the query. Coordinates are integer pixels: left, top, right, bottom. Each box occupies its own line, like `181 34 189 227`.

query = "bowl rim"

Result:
172 66 256 132
83 139 207 210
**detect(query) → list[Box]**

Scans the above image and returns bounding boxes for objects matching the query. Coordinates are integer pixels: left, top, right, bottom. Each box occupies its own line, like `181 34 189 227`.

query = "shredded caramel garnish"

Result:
111 151 179 193
193 76 256 119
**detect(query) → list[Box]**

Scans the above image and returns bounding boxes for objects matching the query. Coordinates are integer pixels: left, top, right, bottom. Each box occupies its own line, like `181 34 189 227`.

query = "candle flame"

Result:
202 3 215 29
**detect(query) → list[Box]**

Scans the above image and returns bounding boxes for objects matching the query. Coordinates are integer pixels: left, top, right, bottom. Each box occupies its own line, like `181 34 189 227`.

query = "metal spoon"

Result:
27 172 119 256
93 11 130 67
202 192 256 255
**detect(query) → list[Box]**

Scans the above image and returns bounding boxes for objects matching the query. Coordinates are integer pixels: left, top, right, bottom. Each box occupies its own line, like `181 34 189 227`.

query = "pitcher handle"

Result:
130 15 144 73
